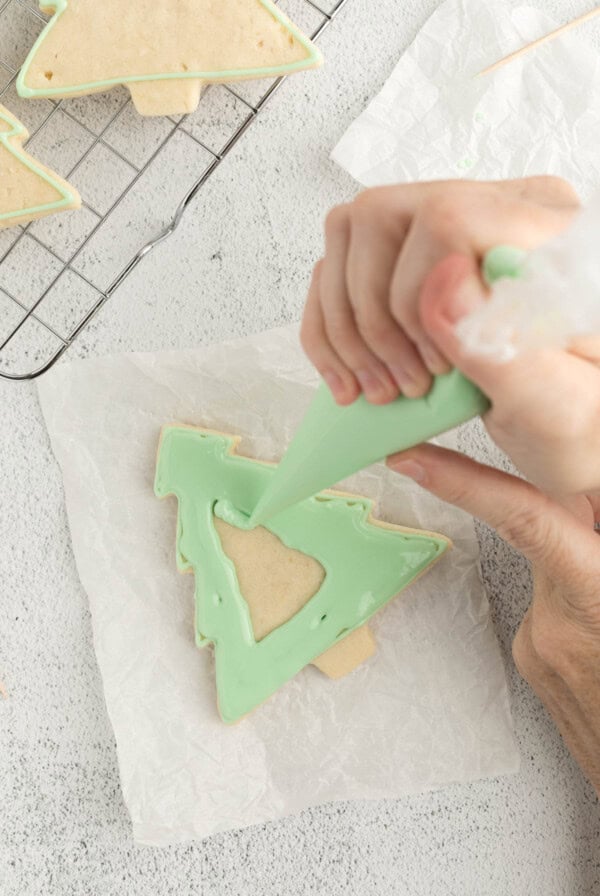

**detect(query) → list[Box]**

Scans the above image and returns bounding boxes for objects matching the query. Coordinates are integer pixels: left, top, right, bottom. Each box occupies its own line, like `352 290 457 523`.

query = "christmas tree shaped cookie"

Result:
155 426 450 723
17 0 322 116
0 104 80 228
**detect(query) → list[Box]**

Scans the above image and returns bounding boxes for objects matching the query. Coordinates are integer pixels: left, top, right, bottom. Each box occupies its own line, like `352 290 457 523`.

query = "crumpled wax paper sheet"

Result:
332 0 600 198
37 326 519 846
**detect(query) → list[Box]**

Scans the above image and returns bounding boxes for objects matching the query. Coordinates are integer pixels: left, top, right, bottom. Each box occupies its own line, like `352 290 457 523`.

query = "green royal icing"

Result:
17 0 322 99
0 106 77 222
155 427 449 723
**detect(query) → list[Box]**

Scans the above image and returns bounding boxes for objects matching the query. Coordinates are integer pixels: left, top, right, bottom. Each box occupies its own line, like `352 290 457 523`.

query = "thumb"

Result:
386 443 599 580
419 254 510 398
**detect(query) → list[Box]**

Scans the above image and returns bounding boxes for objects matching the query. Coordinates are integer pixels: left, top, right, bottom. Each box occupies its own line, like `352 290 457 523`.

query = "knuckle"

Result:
495 496 557 562
389 295 421 337
299 335 335 377
324 204 350 238
352 187 385 215
325 325 369 367
352 187 389 211
438 474 474 510
355 309 394 346
352 187 406 238
324 310 357 344
418 191 469 242
512 626 533 681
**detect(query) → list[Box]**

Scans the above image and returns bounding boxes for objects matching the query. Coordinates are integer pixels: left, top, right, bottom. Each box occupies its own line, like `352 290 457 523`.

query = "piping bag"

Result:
248 246 521 527
249 193 600 528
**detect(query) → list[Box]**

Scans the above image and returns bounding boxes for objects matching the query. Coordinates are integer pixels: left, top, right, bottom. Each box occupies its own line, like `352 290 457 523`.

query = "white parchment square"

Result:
332 0 600 198
37 327 519 845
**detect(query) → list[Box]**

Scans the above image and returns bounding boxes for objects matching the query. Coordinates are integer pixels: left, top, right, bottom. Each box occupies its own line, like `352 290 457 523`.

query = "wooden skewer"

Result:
477 5 600 77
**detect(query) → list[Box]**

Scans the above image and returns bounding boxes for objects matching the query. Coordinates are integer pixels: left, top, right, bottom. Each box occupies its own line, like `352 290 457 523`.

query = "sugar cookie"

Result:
155 426 450 723
17 0 322 116
0 104 80 228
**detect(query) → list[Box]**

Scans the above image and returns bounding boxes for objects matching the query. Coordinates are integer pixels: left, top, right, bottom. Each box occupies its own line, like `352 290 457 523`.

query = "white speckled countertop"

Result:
1 1 599 893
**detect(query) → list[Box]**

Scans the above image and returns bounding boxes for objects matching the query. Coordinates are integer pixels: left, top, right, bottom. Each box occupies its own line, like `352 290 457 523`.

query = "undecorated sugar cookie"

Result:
155 426 451 723
0 104 80 228
17 0 323 116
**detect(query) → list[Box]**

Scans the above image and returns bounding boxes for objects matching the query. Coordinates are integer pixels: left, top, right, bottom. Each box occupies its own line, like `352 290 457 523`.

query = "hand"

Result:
301 177 579 406
387 443 600 796
417 252 600 496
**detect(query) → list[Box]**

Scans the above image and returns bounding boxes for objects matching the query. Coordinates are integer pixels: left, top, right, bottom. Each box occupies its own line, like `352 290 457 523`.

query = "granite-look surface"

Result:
1 0 600 893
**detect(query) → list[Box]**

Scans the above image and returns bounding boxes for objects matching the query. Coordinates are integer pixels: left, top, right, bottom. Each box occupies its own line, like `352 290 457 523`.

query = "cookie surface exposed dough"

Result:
155 426 450 722
0 104 80 228
214 516 377 678
18 0 322 116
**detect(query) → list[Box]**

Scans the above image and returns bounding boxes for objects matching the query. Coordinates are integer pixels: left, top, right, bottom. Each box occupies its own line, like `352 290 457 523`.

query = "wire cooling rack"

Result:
0 0 349 380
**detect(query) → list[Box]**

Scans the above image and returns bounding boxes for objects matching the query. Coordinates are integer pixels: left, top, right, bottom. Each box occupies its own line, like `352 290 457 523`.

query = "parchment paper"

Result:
37 326 518 845
332 0 600 199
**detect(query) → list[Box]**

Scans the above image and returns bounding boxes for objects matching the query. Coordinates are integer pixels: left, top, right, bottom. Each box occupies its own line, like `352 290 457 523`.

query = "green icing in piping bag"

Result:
249 245 526 527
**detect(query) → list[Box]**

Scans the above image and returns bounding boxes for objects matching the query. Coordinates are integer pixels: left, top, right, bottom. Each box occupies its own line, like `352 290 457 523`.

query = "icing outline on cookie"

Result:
155 426 450 723
17 0 323 100
0 105 79 223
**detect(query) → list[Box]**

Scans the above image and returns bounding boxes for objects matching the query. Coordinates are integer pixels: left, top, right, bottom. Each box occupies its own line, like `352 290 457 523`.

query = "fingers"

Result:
419 253 600 434
389 197 469 377
392 182 577 379
418 252 555 408
319 205 398 404
346 194 431 397
301 178 580 407
418 253 499 394
300 260 360 405
301 189 441 405
386 442 600 576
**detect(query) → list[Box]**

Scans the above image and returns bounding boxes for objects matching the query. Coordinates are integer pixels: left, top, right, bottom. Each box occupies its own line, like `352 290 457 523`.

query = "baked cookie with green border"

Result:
0 104 80 229
17 0 323 116
155 426 450 723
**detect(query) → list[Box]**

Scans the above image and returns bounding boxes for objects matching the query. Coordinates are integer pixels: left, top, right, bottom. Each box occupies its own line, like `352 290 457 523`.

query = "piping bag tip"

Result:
247 491 292 529
246 509 262 529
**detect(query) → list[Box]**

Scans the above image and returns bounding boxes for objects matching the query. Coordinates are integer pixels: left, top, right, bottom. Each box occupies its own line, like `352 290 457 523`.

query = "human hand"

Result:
387 443 600 796
416 251 600 496
301 177 579 406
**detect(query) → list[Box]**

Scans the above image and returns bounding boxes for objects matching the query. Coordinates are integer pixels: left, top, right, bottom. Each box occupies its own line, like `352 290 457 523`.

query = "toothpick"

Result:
476 5 600 77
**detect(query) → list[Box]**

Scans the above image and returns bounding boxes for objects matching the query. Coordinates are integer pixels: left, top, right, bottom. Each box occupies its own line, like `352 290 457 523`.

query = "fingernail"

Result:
356 368 391 401
323 370 344 397
419 343 449 375
390 365 415 392
390 366 429 399
389 459 427 483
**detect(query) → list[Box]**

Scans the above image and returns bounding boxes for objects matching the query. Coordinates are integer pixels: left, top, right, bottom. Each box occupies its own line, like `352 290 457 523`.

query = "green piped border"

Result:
17 0 323 99
0 106 78 223
155 427 451 722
